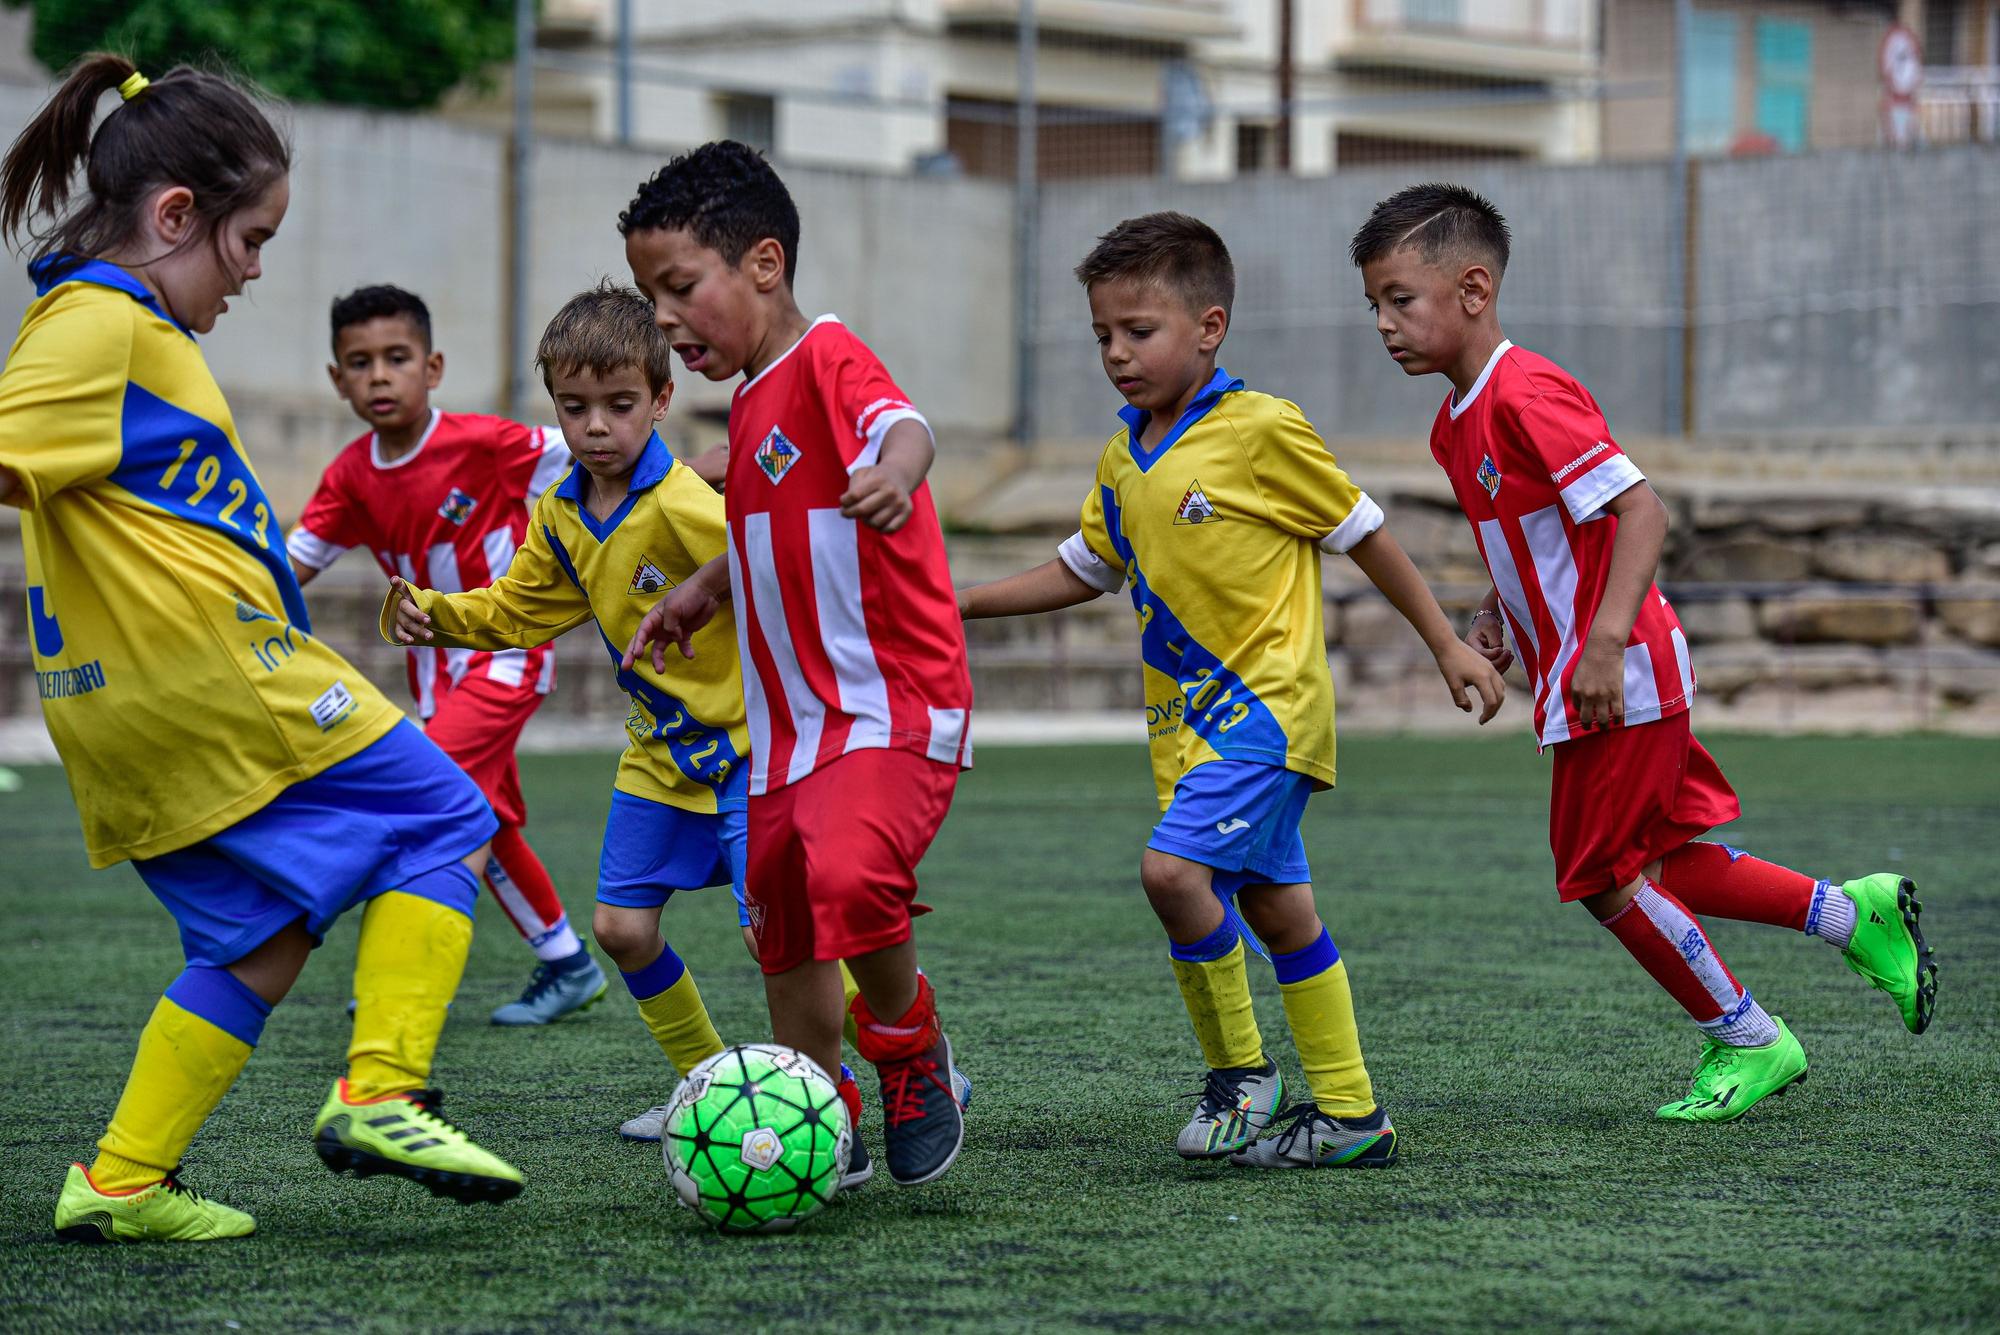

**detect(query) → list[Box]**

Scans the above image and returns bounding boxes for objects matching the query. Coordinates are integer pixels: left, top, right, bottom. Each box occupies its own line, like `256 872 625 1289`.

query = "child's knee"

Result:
1237 884 1319 954
1140 850 1221 937
591 904 659 968
740 925 760 962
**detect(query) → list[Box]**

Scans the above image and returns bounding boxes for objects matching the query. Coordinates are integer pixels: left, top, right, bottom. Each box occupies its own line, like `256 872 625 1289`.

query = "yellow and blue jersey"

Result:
1060 368 1384 808
0 258 402 867
383 433 749 813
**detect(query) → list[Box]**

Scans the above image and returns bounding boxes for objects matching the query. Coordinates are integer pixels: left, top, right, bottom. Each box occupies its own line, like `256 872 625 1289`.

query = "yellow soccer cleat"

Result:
312 1079 523 1204
53 1162 255 1243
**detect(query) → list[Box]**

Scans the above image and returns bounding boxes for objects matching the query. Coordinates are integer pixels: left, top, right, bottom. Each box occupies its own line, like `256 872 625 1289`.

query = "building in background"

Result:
467 0 1605 177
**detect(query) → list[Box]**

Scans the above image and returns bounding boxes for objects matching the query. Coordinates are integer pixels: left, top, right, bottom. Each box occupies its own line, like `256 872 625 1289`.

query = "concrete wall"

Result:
1031 146 2000 445
1030 160 1683 443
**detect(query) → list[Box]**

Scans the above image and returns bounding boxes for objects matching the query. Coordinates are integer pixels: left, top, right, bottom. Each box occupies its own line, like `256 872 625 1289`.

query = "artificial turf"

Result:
0 735 1994 1332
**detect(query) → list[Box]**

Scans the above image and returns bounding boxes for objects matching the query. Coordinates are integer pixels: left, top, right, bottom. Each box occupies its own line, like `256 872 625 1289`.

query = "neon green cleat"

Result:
312 1079 523 1204
1838 874 1937 1035
1657 1017 1808 1123
53 1162 255 1243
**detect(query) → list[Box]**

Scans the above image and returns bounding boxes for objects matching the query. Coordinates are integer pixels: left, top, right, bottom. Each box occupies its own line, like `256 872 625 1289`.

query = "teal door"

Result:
1683 12 1738 155
1755 18 1813 152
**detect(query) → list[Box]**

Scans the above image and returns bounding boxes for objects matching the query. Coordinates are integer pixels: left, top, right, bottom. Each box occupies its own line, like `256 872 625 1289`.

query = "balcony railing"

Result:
1918 65 2000 144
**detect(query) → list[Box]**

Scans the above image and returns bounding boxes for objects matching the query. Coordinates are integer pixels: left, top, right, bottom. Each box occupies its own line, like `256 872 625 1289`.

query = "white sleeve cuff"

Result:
848 405 932 474
1058 531 1125 593
1560 455 1645 524
1317 492 1386 554
286 526 349 571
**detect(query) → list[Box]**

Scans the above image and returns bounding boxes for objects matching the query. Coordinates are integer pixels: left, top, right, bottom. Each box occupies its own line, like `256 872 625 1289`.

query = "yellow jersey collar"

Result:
554 431 674 541
28 254 193 337
1118 366 1242 473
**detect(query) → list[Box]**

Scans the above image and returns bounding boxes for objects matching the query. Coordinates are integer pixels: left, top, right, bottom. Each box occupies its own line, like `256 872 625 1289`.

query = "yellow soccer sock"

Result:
634 970 725 1074
1275 929 1376 1118
1169 936 1265 1072
839 960 861 1051
347 889 472 1102
93 967 270 1191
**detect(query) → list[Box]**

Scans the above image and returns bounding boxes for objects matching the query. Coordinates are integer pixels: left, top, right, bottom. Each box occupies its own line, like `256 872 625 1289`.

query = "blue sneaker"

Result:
490 951 607 1026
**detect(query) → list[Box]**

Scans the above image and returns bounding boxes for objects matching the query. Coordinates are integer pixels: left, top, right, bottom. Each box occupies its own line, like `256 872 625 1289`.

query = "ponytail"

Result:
0 53 289 273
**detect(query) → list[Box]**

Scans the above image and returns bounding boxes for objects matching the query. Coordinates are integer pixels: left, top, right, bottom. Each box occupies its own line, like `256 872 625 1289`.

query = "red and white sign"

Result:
1880 23 1924 147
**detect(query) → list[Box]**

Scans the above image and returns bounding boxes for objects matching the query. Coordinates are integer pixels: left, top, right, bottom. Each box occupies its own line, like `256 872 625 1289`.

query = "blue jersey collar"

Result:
555 431 674 540
1119 366 1242 472
28 254 193 336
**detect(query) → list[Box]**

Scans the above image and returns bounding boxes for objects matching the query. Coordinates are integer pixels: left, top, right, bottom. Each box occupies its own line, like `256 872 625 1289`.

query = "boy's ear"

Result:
425 349 445 391
745 237 789 294
1197 304 1229 353
326 361 342 395
1458 263 1496 317
653 380 675 420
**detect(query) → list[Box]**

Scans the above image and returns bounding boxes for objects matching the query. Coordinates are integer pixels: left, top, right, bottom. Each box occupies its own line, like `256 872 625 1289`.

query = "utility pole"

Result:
507 0 535 417
1276 0 1295 172
1013 1 1038 447
616 0 634 145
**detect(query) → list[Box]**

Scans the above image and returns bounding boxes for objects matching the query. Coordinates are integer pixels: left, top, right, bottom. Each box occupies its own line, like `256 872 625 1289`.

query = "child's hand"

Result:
840 466 914 533
1436 640 1505 725
1570 637 1625 730
389 576 432 644
1466 612 1514 673
622 582 719 673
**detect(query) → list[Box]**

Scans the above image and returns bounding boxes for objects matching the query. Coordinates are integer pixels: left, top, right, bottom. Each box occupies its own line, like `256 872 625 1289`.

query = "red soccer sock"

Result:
1601 882 1743 1024
486 825 578 959
849 974 940 1065
1657 842 1820 931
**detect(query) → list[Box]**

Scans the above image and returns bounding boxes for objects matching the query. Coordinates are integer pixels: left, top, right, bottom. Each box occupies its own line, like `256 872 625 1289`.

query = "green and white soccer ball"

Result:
663 1043 850 1234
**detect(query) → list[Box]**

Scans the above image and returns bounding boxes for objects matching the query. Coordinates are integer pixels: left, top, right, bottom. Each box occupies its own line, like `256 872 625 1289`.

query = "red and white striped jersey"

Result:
1430 341 1693 747
724 316 972 795
287 410 569 717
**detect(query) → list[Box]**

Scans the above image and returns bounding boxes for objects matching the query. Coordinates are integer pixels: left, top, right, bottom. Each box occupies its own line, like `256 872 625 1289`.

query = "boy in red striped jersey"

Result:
619 142 971 1187
1352 183 1938 1122
291 286 619 1024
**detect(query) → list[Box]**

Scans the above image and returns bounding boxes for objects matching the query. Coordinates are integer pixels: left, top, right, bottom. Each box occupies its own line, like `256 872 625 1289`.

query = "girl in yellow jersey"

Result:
0 55 522 1243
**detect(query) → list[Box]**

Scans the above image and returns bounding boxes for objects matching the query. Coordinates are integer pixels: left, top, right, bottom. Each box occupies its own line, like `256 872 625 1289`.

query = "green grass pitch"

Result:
1 735 1995 1332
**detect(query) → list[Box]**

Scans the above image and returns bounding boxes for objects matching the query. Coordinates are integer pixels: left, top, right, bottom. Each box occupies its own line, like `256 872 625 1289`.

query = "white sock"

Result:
530 916 583 963
1804 881 1857 950
1700 992 1781 1048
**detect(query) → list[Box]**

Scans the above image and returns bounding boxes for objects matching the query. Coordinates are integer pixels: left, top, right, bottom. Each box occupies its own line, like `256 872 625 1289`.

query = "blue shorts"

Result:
134 721 498 968
1148 759 1314 898
596 789 749 926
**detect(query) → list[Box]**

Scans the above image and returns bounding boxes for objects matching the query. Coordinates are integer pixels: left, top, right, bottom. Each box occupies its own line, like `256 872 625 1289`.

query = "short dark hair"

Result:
536 279 675 395
1348 183 1511 276
1073 211 1234 316
330 284 432 351
618 140 801 286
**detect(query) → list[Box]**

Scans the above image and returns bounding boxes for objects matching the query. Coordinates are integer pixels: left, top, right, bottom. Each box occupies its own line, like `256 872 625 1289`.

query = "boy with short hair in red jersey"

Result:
1352 183 1938 1122
620 141 971 1186
289 285 609 1025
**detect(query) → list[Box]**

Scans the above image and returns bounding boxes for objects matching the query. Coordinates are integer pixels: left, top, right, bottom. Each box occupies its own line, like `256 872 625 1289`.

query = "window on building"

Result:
944 97 1160 179
1235 121 1274 173
1405 0 1462 28
1332 133 1528 168
1754 18 1813 152
1925 0 1963 64
716 92 775 151
1682 12 1738 154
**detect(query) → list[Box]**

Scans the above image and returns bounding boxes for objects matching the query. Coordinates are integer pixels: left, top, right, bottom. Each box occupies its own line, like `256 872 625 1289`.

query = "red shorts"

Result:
1548 711 1740 902
420 672 545 829
745 748 958 975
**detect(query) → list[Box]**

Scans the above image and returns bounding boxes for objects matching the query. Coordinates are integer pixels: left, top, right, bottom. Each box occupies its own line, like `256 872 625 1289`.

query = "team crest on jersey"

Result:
1476 454 1502 499
438 488 479 525
755 427 801 485
628 556 673 595
1173 479 1221 525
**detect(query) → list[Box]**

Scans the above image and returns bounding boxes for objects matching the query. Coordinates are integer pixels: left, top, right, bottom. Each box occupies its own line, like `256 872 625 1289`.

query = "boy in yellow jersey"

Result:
384 284 917 1185
960 212 1505 1168
0 58 519 1243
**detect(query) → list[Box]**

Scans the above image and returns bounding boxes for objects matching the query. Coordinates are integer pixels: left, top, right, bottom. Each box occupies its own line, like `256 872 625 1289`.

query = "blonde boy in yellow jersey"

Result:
0 58 519 1243
961 212 1505 1169
385 285 916 1184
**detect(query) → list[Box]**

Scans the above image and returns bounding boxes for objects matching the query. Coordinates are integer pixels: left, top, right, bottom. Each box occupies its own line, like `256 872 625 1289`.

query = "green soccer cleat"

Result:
53 1162 255 1243
1837 874 1937 1035
1657 1017 1808 1122
313 1079 523 1204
